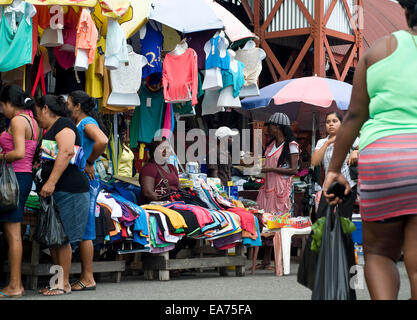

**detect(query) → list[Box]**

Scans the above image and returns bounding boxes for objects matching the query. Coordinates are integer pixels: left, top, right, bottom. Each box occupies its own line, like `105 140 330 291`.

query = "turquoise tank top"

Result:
360 30 417 151
205 34 230 70
220 60 245 98
0 4 33 72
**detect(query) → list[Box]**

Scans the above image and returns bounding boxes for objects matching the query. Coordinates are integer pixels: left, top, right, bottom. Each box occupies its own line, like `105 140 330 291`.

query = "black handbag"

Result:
35 196 69 248
0 158 20 213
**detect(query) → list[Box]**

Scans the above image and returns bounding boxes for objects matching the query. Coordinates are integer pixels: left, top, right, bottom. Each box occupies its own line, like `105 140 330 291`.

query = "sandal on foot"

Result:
71 280 96 291
264 265 275 271
42 288 71 296
255 263 265 270
38 286 50 294
0 291 23 298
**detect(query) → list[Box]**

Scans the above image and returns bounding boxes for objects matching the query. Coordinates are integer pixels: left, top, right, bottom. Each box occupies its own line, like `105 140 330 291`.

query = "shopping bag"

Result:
35 196 69 248
0 158 20 214
311 205 354 300
297 233 318 291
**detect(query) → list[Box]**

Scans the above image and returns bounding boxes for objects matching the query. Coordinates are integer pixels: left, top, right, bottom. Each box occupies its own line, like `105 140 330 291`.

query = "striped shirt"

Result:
315 136 359 188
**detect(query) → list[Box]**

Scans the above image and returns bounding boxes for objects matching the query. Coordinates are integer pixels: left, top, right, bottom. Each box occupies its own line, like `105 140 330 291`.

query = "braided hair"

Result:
398 0 417 27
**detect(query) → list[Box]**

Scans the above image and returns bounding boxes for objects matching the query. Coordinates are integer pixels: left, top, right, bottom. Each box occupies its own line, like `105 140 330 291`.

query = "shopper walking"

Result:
0 85 40 298
67 90 108 292
34 95 90 296
323 0 417 300
256 112 299 270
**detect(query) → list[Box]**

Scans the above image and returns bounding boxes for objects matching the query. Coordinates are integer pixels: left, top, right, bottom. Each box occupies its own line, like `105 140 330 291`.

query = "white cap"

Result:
215 126 239 139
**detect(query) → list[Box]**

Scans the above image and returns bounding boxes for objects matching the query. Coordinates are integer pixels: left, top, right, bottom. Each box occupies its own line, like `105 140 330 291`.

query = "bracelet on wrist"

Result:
86 159 94 165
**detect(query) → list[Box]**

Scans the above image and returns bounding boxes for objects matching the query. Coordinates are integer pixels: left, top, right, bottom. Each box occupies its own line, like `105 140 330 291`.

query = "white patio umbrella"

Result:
149 0 224 34
205 0 256 42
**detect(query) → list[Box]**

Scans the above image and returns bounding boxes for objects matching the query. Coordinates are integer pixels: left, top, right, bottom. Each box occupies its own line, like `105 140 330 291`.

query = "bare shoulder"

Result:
364 34 398 69
10 115 28 128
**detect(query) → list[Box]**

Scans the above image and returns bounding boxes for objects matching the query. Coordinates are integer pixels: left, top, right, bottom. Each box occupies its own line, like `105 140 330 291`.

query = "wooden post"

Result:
235 243 246 277
158 252 170 281
113 254 123 283
218 249 229 277
28 237 40 290
313 0 326 77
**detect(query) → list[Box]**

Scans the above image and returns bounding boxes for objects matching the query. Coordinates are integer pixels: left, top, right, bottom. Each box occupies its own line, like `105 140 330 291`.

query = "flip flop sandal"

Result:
0 291 23 298
71 280 96 291
42 288 71 296
38 286 50 294
255 263 266 270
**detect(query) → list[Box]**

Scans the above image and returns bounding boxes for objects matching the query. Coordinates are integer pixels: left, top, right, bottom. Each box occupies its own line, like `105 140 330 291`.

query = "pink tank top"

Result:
0 111 39 173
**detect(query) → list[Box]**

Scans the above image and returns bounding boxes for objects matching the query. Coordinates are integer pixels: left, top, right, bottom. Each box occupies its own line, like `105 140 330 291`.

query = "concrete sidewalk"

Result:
16 260 411 300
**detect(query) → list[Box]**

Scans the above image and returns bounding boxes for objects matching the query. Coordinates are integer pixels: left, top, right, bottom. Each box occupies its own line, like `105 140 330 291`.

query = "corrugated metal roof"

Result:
331 0 408 58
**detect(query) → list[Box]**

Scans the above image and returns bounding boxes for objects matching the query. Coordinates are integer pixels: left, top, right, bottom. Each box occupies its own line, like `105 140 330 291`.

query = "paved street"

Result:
16 259 411 301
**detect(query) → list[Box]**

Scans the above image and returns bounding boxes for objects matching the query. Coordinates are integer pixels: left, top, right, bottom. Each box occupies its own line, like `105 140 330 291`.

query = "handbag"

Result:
0 158 20 214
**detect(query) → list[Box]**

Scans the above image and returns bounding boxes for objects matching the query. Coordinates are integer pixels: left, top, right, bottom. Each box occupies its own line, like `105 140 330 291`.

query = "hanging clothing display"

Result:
107 49 148 106
202 31 230 91
104 17 128 70
52 7 81 70
39 5 64 47
85 37 105 98
172 71 204 115
140 21 163 79
235 40 266 97
217 50 245 108
162 47 199 105
204 31 230 70
100 66 135 114
130 85 164 146
74 8 98 71
0 1 35 72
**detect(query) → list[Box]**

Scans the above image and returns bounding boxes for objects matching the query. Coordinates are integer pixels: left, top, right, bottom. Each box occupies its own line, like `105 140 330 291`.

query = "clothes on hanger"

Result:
162 47 198 105
107 50 148 106
74 8 98 71
140 21 163 79
130 85 165 146
0 2 36 72
104 17 128 70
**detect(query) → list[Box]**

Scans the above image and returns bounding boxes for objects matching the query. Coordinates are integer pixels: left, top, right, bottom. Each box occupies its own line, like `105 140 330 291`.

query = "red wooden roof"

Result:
332 0 408 58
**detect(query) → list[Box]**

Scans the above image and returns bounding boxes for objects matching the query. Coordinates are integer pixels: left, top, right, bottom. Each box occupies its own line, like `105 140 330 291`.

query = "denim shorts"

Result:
53 191 89 244
0 172 33 223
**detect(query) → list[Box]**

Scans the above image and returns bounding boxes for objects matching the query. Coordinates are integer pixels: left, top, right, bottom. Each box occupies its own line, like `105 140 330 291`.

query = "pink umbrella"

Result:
204 0 257 42
241 76 352 147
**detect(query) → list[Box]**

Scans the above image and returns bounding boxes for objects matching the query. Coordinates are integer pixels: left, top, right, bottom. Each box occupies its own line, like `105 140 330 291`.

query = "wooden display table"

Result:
140 240 247 281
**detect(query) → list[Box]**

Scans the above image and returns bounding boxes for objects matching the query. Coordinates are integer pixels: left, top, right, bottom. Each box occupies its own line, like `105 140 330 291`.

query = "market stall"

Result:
1 0 290 286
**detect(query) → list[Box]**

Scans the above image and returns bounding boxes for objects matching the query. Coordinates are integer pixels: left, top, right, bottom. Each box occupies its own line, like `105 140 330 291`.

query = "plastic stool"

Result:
281 226 312 275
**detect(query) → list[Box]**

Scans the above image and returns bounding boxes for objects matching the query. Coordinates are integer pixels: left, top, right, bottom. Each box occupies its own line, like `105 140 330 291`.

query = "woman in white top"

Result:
311 111 359 220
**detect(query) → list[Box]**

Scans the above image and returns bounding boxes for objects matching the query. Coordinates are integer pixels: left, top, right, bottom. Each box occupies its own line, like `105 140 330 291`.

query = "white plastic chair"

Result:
281 226 312 275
